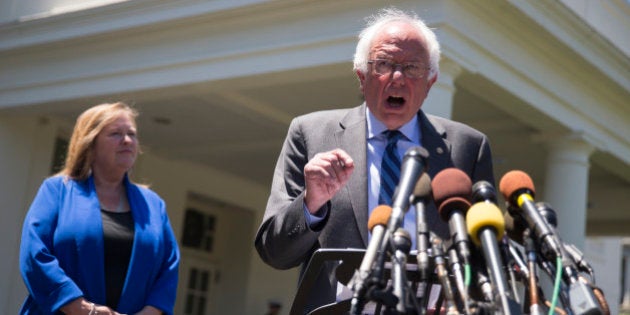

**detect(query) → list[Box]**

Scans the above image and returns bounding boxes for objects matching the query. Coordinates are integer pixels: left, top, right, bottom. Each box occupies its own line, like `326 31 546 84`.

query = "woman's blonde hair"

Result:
59 102 139 181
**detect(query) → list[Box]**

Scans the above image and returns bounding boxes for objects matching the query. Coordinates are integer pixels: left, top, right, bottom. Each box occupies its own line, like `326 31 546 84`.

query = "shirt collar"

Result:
366 107 421 143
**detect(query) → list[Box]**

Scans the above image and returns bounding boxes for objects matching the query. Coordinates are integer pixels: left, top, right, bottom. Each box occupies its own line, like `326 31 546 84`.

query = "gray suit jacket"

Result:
255 104 495 314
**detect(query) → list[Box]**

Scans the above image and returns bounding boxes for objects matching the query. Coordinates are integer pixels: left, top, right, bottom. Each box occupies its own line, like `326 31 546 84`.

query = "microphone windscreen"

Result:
466 202 505 246
412 172 432 200
431 168 472 220
503 208 527 244
438 197 471 222
368 205 392 232
498 170 536 202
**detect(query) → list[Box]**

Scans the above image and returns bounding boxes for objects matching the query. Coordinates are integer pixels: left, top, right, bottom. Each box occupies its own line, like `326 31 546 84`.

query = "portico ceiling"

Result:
4 61 628 235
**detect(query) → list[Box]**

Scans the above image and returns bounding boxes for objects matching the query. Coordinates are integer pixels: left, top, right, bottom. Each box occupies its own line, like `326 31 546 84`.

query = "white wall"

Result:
133 152 297 314
133 149 301 315
0 114 58 314
585 237 623 315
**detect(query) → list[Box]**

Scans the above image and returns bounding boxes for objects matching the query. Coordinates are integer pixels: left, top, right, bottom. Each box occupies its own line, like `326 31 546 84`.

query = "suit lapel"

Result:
336 105 369 246
419 112 452 178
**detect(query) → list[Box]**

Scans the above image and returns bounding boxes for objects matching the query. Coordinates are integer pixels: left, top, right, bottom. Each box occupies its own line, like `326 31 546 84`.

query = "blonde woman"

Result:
20 102 179 315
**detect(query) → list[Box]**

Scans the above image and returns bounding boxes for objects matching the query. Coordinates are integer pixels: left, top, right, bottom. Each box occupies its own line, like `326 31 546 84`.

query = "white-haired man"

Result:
255 7 495 314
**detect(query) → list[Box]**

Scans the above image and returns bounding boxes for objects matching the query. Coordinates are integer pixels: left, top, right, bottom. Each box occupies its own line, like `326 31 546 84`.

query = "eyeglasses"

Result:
367 59 429 79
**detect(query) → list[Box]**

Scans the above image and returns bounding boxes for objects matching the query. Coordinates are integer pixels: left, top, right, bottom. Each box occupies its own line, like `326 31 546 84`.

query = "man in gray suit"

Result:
255 7 495 314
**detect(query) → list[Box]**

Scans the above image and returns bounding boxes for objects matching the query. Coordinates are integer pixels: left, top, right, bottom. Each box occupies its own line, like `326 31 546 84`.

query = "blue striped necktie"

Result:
379 130 403 206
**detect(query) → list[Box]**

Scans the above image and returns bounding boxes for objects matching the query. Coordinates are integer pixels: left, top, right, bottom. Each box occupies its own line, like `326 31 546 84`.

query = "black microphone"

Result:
498 170 563 259
472 180 523 304
412 172 432 282
533 201 590 279
387 146 428 234
431 167 473 265
350 205 392 315
472 180 497 204
467 201 521 315
535 202 595 278
391 228 413 314
504 206 529 245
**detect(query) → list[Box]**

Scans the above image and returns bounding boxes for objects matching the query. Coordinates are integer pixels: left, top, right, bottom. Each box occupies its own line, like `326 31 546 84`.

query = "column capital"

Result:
533 131 595 164
423 58 462 119
436 58 464 84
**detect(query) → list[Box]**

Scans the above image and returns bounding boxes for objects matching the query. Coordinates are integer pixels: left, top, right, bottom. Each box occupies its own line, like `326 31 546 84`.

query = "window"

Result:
182 208 217 254
182 264 219 315
50 137 68 174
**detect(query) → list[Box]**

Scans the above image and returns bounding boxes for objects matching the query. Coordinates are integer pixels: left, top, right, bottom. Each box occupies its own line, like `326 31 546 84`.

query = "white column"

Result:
542 132 595 249
422 59 462 119
622 242 630 310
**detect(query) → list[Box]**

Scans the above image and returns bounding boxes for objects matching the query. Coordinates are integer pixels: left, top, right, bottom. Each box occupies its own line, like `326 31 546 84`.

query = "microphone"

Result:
504 207 529 245
535 202 595 278
472 180 523 303
387 146 428 234
467 201 520 315
391 228 414 314
472 180 497 204
534 203 605 315
350 205 392 314
535 202 557 228
412 172 432 282
431 168 473 265
498 170 563 259
500 172 604 315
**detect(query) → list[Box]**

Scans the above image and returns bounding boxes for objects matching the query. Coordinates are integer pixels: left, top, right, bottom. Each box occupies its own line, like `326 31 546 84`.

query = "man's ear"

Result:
356 70 366 93
427 73 438 90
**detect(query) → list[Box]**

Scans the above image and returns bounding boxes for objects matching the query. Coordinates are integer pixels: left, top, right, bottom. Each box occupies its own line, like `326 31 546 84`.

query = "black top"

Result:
101 209 135 309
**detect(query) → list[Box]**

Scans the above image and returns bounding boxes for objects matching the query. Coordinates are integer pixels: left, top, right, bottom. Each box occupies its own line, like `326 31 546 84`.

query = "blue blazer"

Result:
20 174 180 315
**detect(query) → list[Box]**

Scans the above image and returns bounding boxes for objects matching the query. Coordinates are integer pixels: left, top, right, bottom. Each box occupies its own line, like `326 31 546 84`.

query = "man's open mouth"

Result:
387 96 405 107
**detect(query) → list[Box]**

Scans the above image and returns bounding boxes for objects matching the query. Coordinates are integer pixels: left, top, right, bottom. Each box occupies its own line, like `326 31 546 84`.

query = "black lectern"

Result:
289 248 430 315
289 248 365 315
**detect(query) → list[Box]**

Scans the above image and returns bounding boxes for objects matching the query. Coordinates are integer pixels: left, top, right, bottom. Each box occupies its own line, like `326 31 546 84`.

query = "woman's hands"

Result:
60 298 127 315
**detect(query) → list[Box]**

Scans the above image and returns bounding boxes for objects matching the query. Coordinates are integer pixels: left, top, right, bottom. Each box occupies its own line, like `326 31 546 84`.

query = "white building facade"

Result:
1 0 628 314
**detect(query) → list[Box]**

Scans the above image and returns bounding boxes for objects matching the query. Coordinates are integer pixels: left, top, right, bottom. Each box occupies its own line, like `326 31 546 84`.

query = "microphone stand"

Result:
524 229 544 315
448 248 471 314
413 174 432 315
432 237 460 315
415 215 430 315
499 237 522 303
